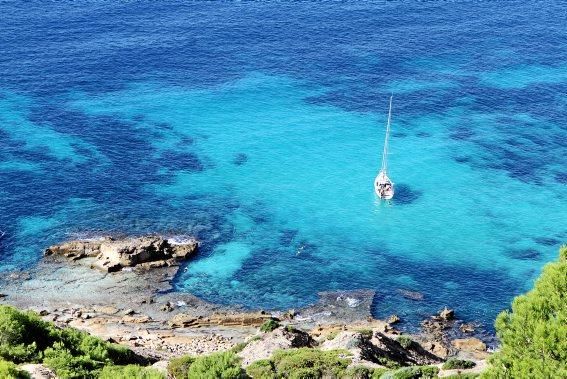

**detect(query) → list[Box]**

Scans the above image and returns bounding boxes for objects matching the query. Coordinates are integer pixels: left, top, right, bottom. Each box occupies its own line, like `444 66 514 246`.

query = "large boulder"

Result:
45 235 198 272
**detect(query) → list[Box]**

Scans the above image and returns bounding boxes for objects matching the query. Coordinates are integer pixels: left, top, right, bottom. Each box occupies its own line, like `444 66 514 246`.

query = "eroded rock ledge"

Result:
44 235 198 272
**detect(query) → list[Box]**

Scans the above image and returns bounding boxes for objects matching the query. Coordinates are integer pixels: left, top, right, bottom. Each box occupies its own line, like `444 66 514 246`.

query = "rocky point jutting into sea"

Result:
0 235 490 377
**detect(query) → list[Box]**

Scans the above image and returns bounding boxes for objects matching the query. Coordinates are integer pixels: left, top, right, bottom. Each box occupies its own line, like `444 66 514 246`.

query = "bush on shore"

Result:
396 335 414 349
0 305 152 379
380 365 439 379
245 359 274 378
98 364 165 379
272 348 351 378
168 351 245 378
482 245 567 378
259 319 280 333
0 359 30 379
442 358 476 370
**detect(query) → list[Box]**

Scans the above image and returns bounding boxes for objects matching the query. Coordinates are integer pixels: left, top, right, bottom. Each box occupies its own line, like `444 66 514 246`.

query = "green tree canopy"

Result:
483 245 567 378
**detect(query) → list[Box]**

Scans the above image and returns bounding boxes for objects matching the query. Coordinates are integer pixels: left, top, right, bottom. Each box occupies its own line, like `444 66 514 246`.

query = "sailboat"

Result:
374 96 395 200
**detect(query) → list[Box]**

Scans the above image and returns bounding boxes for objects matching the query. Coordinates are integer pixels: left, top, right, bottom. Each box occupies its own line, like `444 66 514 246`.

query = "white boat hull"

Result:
374 171 394 200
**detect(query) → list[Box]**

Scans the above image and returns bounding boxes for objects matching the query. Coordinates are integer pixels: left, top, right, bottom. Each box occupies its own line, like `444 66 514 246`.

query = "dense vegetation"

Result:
442 358 476 370
260 319 280 333
482 245 567 378
0 305 161 379
168 351 245 378
0 359 29 379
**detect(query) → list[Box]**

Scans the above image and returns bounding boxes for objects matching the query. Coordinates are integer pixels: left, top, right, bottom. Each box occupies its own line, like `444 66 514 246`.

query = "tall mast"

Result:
381 95 393 174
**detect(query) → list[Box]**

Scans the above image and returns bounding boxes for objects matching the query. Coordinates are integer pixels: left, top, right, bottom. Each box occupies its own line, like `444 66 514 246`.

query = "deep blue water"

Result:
1 0 566 330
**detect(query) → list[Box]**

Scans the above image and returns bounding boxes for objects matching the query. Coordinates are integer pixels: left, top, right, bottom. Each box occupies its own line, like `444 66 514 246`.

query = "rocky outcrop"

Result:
452 337 487 352
168 312 273 328
44 236 198 272
320 330 442 367
238 327 315 366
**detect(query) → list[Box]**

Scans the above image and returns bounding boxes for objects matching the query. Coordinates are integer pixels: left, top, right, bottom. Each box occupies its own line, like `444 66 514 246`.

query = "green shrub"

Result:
396 335 413 349
271 348 351 378
356 329 373 338
285 325 297 333
0 305 142 378
381 365 439 379
371 368 390 379
326 331 339 340
230 342 248 354
260 319 280 333
98 364 165 379
346 365 374 379
483 246 567 378
167 355 195 378
43 344 101 379
0 305 59 363
376 357 400 369
0 359 30 379
246 359 275 378
442 358 476 370
186 351 245 378
443 374 479 379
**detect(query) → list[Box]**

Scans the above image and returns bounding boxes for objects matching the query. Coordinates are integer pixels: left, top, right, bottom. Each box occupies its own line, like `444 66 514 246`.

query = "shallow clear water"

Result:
0 1 566 329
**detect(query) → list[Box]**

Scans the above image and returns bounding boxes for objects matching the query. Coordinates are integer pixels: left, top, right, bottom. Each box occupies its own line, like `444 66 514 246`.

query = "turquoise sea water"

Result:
0 1 566 329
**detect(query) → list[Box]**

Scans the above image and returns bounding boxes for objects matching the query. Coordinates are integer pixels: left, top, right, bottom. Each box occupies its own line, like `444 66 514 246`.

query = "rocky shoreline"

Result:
0 235 491 376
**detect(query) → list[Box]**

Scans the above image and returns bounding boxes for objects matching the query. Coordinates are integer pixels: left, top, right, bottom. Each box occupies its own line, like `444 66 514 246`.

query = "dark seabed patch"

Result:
394 184 422 205
449 127 475 140
554 172 567 184
160 151 204 172
532 237 560 247
454 156 471 164
416 131 431 138
279 229 299 246
232 153 248 166
506 248 541 261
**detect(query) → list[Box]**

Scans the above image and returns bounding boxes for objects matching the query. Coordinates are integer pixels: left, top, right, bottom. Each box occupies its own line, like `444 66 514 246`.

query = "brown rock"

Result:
44 240 102 258
44 235 198 272
161 302 174 312
421 341 449 359
459 323 476 333
387 314 401 324
122 315 152 324
439 307 455 320
452 337 487 352
397 289 424 301
168 312 273 328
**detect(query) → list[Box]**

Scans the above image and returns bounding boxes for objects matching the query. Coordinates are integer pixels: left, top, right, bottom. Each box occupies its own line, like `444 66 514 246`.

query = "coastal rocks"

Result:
300 290 377 324
452 337 487 352
397 289 424 301
44 239 103 260
387 314 401 324
439 307 455 321
168 312 273 329
44 235 198 272
238 327 314 366
370 332 442 366
321 330 442 367
321 331 381 366
421 308 458 339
